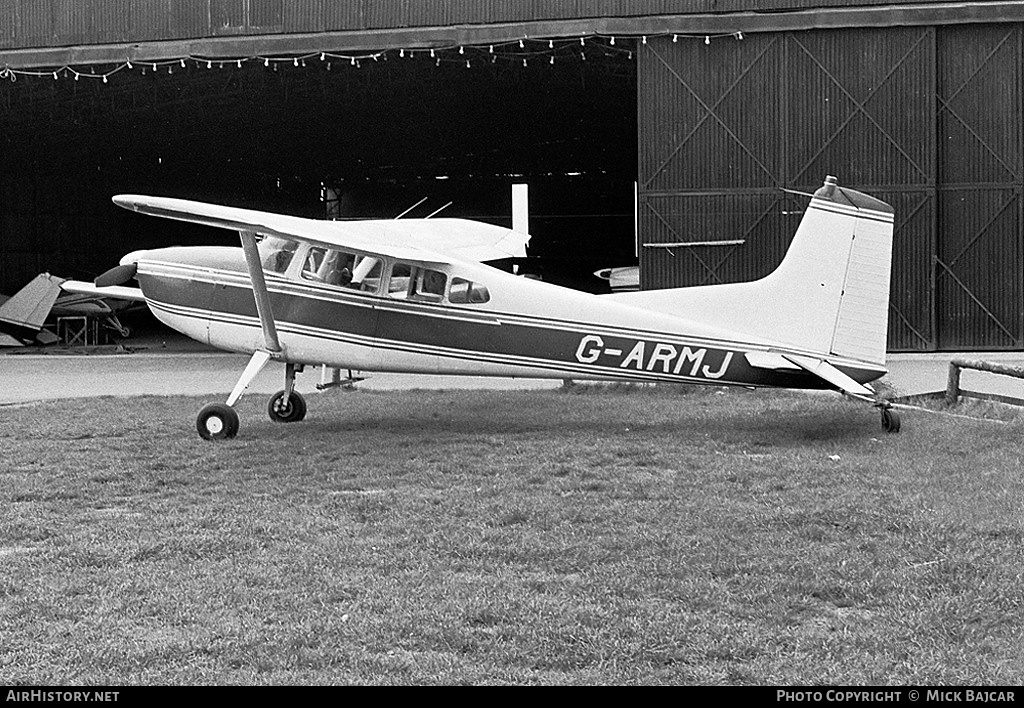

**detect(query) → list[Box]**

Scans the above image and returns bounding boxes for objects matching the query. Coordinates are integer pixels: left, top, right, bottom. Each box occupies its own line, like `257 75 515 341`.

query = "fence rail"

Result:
945 358 1024 406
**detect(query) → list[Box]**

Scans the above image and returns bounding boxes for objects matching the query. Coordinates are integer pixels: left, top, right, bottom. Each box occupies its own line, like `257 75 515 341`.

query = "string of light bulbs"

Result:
0 31 746 83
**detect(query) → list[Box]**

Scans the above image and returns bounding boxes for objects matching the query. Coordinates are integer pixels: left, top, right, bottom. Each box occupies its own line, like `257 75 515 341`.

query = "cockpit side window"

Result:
412 267 447 302
386 264 450 302
257 235 299 274
301 247 357 287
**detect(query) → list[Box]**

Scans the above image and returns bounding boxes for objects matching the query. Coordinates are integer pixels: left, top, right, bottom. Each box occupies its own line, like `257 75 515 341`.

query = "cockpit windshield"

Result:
257 235 299 274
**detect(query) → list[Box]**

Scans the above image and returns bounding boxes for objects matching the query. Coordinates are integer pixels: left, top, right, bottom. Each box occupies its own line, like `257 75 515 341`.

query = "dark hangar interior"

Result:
0 37 637 293
3 0 1024 351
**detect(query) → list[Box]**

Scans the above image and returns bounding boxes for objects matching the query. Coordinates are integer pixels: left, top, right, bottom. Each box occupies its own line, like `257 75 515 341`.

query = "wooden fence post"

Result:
946 362 961 405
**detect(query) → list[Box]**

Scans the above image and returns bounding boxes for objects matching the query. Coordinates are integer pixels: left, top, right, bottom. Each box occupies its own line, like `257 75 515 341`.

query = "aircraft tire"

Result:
881 407 901 434
197 403 240 440
268 390 307 423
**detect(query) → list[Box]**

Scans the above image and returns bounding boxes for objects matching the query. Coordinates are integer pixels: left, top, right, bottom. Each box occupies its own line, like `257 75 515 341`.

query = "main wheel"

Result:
197 403 240 440
881 407 901 434
268 390 307 423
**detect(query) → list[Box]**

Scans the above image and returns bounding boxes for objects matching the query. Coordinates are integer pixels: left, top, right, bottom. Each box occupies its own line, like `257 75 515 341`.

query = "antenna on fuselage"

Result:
394 197 428 219
424 201 453 219
780 187 817 199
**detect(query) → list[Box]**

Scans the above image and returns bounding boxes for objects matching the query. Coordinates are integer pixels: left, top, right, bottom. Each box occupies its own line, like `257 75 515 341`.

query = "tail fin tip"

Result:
815 174 894 214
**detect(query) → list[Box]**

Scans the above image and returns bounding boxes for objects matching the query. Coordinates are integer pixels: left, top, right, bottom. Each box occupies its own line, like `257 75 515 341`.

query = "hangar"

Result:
2 1 1024 352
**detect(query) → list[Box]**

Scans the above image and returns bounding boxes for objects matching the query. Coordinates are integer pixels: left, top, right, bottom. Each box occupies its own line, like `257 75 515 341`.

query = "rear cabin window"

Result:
388 263 412 298
413 268 447 301
449 277 490 304
350 256 382 293
387 264 448 302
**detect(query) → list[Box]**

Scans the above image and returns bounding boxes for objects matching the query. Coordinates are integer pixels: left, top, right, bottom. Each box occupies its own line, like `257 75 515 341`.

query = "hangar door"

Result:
638 25 1023 352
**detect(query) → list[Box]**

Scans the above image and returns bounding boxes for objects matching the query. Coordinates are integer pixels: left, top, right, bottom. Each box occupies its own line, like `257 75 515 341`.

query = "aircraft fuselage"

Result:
129 244 884 391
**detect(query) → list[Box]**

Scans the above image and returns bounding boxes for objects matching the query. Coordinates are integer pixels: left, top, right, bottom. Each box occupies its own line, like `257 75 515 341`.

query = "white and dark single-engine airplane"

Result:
60 175 901 439
1 272 139 347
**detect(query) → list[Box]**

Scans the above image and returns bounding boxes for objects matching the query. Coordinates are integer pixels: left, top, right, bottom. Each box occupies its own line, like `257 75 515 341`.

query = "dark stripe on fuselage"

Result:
137 269 881 389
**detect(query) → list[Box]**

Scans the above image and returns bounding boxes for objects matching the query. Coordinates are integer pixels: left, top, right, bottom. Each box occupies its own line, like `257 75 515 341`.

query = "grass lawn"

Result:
1 385 1022 685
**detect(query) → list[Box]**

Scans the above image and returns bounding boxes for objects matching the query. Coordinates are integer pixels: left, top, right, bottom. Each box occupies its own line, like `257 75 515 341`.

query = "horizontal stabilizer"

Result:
744 351 802 371
782 353 875 398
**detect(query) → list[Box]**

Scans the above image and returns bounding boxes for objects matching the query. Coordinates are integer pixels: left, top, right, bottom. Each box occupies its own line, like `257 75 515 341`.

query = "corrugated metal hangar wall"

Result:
638 23 1023 351
3 1 1024 351
0 1 928 50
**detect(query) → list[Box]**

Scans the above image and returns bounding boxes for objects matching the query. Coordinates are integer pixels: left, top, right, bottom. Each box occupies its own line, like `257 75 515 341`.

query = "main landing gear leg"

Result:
196 350 274 441
268 362 307 424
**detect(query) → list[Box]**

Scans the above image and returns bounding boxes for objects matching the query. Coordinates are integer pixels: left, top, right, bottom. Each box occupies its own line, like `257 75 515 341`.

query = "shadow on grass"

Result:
240 387 880 448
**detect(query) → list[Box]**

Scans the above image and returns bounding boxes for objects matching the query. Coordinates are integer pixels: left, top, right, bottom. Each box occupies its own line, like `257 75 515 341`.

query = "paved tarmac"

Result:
884 351 1024 401
3 336 1023 405
0 344 560 405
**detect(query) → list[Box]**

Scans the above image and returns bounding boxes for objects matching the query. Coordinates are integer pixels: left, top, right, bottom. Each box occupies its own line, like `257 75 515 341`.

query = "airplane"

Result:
51 288 141 340
60 175 901 440
0 272 139 347
0 273 63 347
594 265 639 293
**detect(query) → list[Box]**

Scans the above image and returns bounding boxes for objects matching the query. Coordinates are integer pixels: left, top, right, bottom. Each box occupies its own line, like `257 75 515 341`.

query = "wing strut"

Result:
222 231 283 409
238 229 281 353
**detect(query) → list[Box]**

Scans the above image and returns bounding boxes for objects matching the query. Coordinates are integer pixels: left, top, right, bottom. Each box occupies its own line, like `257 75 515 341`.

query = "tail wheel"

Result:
197 403 240 440
268 390 307 423
881 407 901 434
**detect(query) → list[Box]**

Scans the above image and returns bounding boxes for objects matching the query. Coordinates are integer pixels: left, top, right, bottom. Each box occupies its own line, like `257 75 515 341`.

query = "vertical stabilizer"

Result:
758 176 895 364
613 176 896 366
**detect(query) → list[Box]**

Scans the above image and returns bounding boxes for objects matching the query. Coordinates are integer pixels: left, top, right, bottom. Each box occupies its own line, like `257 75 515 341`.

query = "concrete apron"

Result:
883 352 1024 402
4 348 1024 406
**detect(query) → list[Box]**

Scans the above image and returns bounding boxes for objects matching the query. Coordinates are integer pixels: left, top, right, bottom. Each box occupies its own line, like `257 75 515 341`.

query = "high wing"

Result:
112 193 530 407
112 195 530 265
